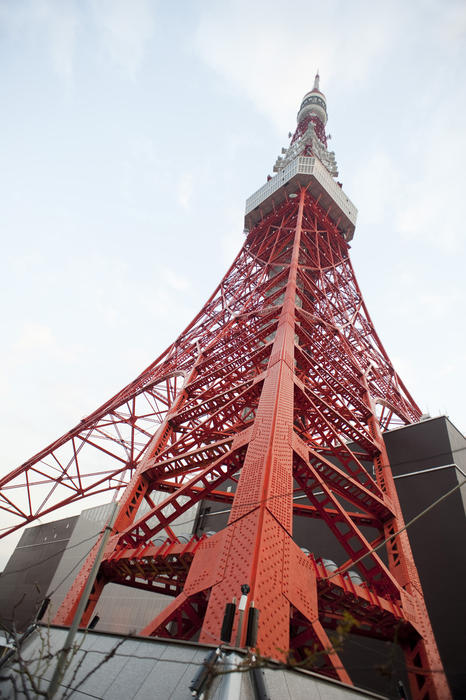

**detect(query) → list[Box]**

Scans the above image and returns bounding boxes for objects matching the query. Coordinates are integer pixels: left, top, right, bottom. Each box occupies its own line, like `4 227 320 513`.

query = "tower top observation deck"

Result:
245 73 357 240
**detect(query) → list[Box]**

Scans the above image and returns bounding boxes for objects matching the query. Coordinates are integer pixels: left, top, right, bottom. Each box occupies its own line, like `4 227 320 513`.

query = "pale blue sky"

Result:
1 0 465 564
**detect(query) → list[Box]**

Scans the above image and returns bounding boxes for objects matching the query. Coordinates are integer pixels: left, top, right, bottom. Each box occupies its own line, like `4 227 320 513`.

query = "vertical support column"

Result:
197 190 306 658
192 190 350 682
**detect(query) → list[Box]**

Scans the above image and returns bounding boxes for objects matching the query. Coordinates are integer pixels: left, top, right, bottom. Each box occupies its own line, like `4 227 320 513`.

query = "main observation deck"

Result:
245 156 357 241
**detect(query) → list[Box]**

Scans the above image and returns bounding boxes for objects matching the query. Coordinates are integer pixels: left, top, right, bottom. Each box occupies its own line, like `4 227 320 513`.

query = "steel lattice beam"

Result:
2 80 451 700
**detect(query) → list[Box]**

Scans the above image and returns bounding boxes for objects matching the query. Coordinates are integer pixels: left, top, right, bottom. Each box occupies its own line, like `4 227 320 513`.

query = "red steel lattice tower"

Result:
1 75 450 699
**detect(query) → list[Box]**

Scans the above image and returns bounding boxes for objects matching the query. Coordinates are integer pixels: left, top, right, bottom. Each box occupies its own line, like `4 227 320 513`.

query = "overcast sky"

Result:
0 0 465 565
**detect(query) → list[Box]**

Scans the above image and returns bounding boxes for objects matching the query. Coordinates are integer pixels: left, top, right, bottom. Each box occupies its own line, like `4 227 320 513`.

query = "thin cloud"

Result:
8 322 85 368
90 0 157 78
177 173 194 210
0 0 79 80
195 0 395 129
161 267 190 293
14 322 57 352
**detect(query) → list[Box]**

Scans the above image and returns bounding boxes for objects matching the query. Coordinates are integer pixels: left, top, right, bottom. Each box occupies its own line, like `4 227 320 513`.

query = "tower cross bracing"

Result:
0 73 450 700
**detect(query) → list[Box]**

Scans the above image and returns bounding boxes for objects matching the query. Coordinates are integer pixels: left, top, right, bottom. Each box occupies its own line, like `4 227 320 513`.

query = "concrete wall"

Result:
0 625 387 699
0 515 78 631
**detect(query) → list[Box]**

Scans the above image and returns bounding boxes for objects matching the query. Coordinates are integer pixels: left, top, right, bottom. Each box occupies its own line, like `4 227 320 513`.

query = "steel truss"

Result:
2 186 449 699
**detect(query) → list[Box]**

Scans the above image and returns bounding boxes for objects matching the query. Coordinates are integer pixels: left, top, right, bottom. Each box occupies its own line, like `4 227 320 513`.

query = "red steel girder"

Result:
3 172 449 698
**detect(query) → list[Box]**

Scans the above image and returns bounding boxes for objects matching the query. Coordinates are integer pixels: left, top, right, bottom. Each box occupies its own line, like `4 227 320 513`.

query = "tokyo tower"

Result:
0 74 450 699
